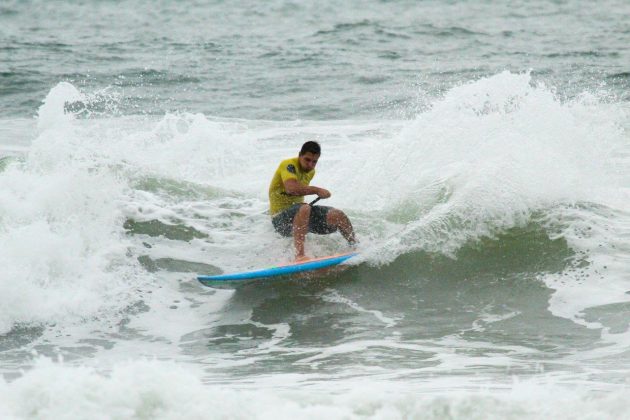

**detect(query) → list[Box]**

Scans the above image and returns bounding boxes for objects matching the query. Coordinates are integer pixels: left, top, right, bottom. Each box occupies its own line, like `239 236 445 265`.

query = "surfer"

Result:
269 141 356 261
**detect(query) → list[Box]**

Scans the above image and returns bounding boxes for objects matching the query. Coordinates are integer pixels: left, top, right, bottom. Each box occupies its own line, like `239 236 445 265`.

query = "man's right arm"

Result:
284 179 331 198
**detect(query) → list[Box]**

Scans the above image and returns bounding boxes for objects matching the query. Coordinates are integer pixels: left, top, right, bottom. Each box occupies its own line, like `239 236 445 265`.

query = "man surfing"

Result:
269 141 356 261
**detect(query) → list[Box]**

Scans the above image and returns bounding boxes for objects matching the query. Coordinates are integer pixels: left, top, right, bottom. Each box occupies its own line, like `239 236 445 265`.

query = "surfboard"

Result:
197 252 358 287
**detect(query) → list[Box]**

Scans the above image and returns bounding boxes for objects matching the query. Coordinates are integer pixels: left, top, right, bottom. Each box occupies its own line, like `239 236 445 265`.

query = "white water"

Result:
1 358 629 419
2 72 630 418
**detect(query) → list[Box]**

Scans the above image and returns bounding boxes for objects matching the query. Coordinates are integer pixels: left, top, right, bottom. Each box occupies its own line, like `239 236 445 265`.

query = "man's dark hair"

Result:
299 141 321 156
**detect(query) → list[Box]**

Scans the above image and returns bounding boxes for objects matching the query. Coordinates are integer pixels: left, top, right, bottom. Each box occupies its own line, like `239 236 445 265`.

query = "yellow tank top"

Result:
268 157 315 215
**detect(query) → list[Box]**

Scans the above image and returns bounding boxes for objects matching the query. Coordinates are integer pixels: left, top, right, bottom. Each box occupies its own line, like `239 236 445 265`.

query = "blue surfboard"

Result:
197 252 357 287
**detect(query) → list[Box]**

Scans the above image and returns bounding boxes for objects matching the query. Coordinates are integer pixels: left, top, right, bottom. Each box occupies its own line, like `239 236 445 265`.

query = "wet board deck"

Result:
197 252 358 287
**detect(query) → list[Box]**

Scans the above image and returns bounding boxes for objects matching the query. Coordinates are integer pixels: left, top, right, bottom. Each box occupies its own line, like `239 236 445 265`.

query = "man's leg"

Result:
326 209 356 245
292 204 311 260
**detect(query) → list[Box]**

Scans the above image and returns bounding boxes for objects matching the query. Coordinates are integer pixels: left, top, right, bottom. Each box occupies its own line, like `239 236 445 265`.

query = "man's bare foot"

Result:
295 255 309 262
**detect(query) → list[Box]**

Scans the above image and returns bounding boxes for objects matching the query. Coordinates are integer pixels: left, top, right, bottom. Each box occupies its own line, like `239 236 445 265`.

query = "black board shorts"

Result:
272 204 337 237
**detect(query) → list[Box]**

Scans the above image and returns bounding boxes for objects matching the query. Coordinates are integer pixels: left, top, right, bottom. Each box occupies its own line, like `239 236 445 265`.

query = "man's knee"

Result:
298 204 311 216
326 208 345 224
294 204 311 222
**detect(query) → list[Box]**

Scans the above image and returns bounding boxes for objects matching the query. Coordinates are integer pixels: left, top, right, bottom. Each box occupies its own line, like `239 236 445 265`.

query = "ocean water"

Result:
2 0 630 418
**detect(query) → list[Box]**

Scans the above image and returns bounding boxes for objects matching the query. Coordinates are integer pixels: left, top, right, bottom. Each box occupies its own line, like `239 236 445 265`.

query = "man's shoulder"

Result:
277 157 299 173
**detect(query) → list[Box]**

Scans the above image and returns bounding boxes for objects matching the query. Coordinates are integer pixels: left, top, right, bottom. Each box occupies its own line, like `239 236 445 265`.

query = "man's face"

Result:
298 152 319 172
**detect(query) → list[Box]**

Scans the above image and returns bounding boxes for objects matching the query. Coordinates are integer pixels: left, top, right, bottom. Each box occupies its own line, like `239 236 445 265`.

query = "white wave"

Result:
332 71 629 261
36 82 83 132
0 86 151 334
0 357 628 420
3 74 630 366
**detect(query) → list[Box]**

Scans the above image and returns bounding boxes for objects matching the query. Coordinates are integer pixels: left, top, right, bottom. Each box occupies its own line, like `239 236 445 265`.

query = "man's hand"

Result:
316 188 331 199
283 179 331 198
